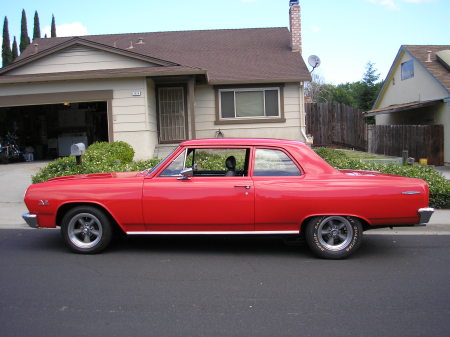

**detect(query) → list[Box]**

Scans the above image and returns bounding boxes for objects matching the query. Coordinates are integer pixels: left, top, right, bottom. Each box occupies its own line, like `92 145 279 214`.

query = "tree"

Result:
356 62 383 111
51 14 56 37
2 17 13 67
19 9 30 53
33 11 41 40
12 36 18 60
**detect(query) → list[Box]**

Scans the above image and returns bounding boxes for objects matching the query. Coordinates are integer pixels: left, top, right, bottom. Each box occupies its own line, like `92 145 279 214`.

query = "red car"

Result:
23 138 433 259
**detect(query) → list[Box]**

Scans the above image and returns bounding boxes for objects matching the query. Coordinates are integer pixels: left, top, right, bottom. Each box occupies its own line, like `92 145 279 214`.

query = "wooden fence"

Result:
368 125 444 166
305 103 367 150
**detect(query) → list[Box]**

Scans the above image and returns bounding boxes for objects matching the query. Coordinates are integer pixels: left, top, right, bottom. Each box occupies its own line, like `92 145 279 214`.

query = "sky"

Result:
1 0 449 84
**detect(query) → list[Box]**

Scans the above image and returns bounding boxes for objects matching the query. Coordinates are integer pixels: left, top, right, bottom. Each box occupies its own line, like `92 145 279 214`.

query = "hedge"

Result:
314 147 450 209
32 143 449 208
32 141 160 184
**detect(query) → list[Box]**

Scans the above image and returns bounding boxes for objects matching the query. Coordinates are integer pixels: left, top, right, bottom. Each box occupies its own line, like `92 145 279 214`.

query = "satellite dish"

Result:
308 55 321 72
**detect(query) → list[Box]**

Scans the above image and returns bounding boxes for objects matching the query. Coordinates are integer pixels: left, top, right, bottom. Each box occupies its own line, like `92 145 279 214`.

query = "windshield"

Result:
141 147 180 175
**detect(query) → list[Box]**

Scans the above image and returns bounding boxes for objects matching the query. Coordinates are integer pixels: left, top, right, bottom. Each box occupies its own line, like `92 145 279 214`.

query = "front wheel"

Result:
61 206 113 254
304 216 363 259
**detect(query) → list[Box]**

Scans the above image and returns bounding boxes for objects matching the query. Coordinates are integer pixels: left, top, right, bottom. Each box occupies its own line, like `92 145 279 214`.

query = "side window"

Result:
193 148 249 177
159 150 187 176
159 148 250 177
253 149 300 176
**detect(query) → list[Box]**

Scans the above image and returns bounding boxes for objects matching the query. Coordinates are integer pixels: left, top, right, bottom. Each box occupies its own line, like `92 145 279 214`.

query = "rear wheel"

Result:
0 151 8 164
304 216 362 259
61 206 112 254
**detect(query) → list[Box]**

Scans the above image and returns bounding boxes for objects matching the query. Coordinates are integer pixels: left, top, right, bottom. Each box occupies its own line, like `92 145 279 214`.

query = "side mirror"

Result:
177 167 193 180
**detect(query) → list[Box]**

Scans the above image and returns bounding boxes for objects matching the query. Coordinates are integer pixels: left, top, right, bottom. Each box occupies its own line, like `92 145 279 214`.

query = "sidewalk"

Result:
435 165 450 180
0 161 48 229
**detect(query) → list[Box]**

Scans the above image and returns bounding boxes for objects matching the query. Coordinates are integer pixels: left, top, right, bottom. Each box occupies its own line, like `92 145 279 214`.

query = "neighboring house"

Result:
0 2 311 160
365 45 450 164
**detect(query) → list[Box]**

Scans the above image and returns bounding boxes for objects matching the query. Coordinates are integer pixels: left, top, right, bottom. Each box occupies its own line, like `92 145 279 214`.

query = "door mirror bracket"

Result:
177 167 193 180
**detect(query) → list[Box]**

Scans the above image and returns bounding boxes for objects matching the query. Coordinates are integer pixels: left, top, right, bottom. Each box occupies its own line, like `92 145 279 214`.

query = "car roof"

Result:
180 138 306 147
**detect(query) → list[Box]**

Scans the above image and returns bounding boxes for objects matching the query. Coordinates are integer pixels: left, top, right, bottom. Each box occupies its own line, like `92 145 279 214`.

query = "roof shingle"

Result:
8 28 311 84
404 45 450 93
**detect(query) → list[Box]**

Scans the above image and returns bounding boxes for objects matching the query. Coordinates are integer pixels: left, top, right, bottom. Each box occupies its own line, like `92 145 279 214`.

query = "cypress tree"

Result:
2 17 13 67
51 14 56 37
12 36 18 60
33 11 41 40
19 9 30 53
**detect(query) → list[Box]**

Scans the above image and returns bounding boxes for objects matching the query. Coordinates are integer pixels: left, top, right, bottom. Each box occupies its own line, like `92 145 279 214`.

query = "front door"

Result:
142 147 254 232
157 86 187 143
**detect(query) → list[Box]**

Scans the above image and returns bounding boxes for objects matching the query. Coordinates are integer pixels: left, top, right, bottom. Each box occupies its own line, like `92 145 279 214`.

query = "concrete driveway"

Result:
0 161 49 228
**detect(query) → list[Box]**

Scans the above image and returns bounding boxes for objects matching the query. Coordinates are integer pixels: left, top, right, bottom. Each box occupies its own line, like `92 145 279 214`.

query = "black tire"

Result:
61 206 113 254
0 152 8 164
304 215 363 259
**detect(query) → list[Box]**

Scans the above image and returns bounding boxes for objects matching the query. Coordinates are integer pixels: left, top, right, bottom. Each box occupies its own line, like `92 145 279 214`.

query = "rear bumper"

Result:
22 213 39 228
418 207 434 225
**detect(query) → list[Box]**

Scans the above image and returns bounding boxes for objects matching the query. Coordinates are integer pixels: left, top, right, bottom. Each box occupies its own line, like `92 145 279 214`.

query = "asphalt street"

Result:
1 229 450 337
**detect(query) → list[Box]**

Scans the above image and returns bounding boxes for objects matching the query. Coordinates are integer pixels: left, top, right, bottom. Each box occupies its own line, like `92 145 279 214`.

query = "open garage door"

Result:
0 101 108 160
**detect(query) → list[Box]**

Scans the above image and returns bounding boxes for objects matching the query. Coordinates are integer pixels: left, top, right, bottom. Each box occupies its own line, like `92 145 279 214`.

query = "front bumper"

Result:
418 207 434 225
22 213 39 228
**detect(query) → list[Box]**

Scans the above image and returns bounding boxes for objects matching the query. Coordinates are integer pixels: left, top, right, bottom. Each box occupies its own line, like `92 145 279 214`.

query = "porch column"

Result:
188 76 196 139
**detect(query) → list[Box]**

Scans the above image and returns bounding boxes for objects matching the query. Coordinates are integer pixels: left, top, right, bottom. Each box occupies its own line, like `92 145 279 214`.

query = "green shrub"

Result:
83 141 135 164
32 142 160 184
314 147 450 209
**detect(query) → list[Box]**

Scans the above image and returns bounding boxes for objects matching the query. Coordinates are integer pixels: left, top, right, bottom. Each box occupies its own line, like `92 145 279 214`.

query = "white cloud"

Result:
368 0 398 9
403 0 435 3
367 0 436 8
42 22 89 38
311 25 321 33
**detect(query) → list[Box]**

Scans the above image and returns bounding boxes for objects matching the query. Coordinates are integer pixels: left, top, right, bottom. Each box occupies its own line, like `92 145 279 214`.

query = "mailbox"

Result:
70 143 86 156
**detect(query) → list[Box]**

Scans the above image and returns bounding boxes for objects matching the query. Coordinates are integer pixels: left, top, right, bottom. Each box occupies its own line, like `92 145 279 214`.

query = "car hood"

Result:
47 171 141 182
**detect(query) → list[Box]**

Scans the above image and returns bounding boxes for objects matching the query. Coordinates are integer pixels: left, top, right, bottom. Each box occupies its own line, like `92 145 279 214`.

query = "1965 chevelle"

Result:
23 138 433 259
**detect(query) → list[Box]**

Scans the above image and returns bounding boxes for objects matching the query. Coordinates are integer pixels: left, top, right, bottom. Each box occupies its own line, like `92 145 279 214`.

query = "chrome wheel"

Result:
304 215 363 259
68 213 103 249
317 216 353 251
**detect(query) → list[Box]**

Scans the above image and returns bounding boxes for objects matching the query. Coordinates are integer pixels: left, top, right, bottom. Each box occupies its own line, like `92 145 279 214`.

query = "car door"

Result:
252 147 305 232
142 147 254 232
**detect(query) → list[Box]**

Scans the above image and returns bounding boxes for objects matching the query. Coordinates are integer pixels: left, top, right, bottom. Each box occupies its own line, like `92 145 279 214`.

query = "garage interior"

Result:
0 101 108 160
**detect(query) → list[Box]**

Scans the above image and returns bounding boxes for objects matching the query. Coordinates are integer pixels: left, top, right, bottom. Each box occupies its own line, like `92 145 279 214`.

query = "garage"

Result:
0 91 112 162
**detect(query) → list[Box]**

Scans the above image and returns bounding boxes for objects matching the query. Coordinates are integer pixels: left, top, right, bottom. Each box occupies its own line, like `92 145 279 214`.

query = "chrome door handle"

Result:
234 185 251 189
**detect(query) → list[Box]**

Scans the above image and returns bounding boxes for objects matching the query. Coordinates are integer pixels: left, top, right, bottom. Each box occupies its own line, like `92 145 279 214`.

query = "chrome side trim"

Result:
418 207 434 225
127 230 299 235
402 191 421 195
22 213 39 228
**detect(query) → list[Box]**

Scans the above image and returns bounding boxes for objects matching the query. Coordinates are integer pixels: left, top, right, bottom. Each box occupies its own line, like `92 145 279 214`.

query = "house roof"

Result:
404 45 450 93
364 98 444 117
0 28 311 84
371 45 450 110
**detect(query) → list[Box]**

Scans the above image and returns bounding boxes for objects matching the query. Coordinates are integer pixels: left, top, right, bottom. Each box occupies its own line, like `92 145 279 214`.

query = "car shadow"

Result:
1 228 403 260
111 234 312 258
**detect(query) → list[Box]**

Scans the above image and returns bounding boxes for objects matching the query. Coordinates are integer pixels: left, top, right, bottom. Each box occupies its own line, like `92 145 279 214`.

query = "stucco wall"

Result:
8 46 154 75
0 77 156 160
193 83 306 141
436 103 450 164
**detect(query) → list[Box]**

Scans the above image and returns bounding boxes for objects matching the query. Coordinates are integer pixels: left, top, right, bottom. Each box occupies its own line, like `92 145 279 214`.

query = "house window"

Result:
219 88 280 119
401 60 414 80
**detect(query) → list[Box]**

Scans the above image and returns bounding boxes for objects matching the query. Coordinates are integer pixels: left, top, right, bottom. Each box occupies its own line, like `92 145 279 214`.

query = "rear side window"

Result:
253 149 300 176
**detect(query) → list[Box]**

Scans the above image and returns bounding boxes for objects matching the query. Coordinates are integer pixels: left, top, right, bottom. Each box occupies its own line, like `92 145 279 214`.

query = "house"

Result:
0 2 311 160
365 45 450 164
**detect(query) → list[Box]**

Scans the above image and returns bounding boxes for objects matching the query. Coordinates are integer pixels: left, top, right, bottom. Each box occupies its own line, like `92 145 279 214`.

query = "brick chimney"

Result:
289 1 301 53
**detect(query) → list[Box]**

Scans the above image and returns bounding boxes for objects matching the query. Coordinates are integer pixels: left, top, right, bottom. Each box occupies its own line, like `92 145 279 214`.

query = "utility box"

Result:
70 143 86 156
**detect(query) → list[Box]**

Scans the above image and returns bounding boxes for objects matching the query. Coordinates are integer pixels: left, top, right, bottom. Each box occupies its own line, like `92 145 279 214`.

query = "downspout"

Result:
298 82 312 144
